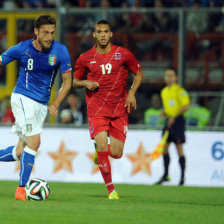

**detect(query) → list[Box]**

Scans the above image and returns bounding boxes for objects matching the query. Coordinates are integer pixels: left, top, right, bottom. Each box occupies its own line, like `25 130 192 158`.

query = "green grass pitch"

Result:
0 181 223 224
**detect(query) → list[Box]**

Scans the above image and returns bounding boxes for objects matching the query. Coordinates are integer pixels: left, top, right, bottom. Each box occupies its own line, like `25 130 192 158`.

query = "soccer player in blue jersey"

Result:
0 15 72 200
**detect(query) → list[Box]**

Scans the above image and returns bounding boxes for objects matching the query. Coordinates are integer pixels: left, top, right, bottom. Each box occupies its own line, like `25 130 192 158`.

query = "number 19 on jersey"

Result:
100 63 112 75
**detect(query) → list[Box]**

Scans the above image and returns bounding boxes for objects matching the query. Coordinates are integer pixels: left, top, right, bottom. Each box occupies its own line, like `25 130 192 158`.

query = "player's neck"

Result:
96 43 111 54
33 39 43 52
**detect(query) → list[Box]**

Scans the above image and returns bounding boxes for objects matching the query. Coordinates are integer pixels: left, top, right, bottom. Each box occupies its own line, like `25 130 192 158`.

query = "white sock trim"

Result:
24 146 37 156
12 147 19 161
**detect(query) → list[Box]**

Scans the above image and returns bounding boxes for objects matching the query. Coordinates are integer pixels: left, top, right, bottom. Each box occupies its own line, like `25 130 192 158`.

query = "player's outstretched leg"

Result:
15 146 36 201
0 146 19 162
97 151 119 199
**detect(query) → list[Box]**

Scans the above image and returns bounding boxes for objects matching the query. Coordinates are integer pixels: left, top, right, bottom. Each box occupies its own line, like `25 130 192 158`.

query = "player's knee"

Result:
110 147 123 158
113 152 123 159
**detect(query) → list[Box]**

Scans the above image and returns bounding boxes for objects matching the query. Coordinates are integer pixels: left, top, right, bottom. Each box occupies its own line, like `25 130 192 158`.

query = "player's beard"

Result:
38 38 52 51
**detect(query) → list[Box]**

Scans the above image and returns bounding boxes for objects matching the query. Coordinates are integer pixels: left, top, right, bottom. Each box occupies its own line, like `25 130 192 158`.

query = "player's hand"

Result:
125 90 136 113
167 117 175 128
84 80 99 90
48 104 58 117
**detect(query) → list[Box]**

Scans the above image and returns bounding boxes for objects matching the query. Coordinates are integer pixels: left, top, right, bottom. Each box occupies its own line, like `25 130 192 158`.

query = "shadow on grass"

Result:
87 194 108 198
161 200 224 207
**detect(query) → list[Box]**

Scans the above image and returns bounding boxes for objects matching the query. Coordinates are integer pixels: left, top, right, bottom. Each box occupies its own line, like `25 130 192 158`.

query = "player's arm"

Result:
0 43 20 66
49 45 72 117
125 69 144 113
176 104 190 116
175 88 190 117
125 49 144 113
167 105 190 128
48 72 72 117
73 56 99 90
73 78 99 90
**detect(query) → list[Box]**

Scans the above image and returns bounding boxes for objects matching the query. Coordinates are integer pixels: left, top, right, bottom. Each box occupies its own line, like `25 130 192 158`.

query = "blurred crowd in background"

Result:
0 0 224 127
0 0 223 8
1 0 224 34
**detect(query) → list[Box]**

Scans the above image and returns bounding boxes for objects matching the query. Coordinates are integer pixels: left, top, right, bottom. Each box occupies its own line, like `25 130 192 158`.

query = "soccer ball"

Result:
25 178 50 201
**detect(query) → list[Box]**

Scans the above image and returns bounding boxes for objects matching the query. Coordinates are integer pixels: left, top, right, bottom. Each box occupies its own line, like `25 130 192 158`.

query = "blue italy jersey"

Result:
0 38 72 105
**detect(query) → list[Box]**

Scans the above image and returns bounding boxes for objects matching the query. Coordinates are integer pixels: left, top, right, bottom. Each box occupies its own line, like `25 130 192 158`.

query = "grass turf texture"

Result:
0 181 223 224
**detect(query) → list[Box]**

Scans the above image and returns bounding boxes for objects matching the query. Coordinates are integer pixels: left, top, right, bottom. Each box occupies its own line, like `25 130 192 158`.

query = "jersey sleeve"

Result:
125 49 141 75
177 88 190 107
0 43 21 65
73 55 87 80
59 46 72 74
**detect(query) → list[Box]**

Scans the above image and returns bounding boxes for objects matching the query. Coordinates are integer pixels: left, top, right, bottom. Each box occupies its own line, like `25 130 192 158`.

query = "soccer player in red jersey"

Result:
73 20 144 199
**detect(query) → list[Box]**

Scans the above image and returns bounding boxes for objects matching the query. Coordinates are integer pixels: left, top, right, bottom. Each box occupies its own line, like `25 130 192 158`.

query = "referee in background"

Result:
156 67 190 185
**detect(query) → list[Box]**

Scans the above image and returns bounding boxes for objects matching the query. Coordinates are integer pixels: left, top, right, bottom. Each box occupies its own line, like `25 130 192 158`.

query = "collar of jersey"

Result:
94 43 114 55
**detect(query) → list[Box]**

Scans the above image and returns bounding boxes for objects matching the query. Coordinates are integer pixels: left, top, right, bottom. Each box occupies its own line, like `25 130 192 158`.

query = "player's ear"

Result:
93 32 96 39
110 31 113 38
34 28 38 36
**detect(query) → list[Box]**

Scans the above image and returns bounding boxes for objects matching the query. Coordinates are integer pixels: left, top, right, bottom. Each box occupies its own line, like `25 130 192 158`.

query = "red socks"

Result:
97 151 114 194
97 145 123 194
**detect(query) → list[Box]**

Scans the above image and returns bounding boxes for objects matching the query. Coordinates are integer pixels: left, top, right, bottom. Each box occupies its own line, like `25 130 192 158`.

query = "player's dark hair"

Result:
94 20 111 31
35 14 56 29
166 67 177 76
97 20 110 26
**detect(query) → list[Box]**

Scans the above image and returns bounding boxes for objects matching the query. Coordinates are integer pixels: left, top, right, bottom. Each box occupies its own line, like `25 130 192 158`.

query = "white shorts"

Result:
10 93 48 139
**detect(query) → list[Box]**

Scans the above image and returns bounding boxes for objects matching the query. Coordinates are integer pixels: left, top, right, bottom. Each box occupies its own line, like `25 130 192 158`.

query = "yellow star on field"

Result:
126 142 152 176
48 141 77 173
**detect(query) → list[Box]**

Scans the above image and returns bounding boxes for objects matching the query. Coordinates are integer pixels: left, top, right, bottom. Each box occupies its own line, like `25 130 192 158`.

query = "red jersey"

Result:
73 44 141 118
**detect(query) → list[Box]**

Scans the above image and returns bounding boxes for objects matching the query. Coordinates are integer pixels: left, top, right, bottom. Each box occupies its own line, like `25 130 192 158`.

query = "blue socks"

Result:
19 146 36 187
0 145 37 186
0 146 18 161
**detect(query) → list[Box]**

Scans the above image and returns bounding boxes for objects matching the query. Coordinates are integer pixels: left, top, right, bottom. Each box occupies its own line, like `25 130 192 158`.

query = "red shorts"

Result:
88 116 129 143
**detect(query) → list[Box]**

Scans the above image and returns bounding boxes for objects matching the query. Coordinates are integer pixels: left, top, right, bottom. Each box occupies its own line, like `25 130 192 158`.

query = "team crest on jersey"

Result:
48 55 57 65
115 52 121 60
